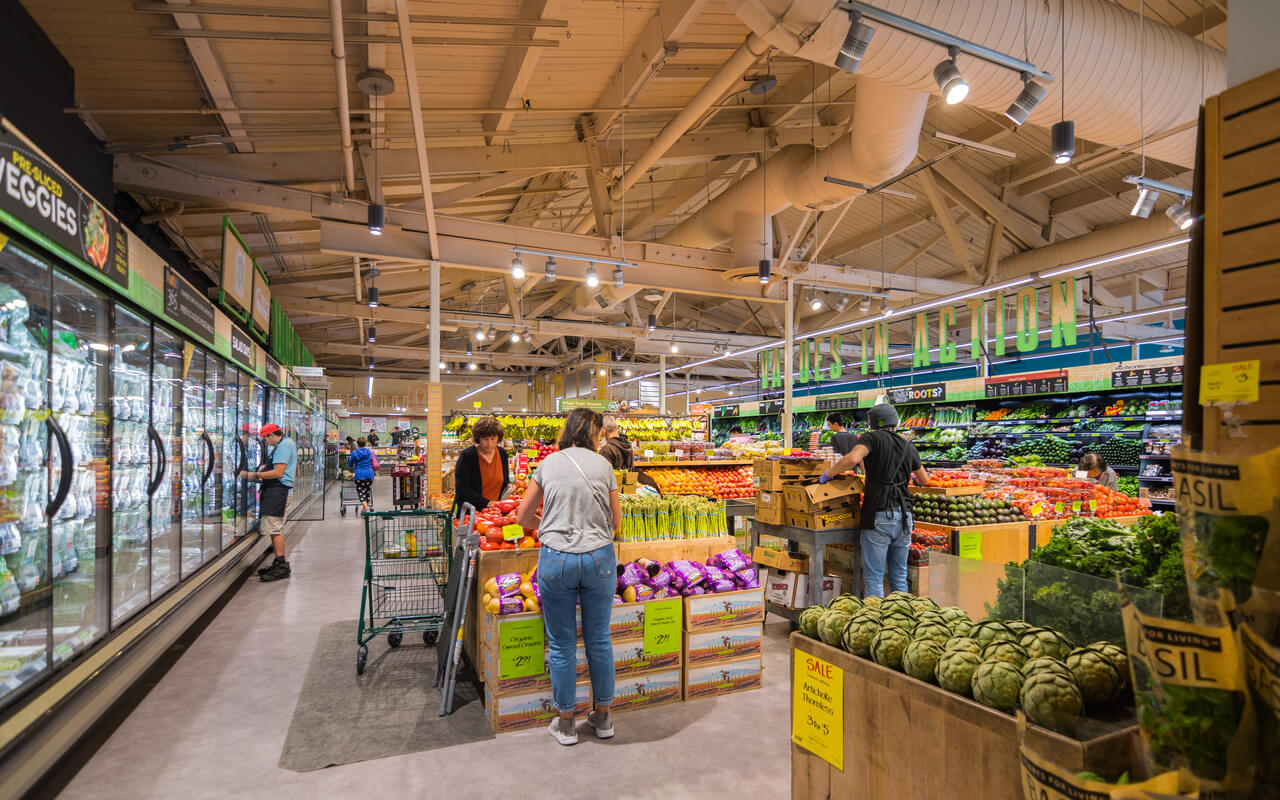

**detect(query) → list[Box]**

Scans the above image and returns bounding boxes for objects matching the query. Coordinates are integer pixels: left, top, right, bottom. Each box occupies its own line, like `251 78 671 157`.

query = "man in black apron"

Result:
817 404 929 598
239 423 297 582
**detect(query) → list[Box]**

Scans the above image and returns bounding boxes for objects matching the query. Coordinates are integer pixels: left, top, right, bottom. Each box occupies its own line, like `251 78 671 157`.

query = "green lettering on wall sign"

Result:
966 298 984 361
798 337 811 383
1049 277 1078 348
939 306 957 364
1016 286 1038 353
913 312 931 367
829 333 843 379
872 322 890 373
994 294 1007 356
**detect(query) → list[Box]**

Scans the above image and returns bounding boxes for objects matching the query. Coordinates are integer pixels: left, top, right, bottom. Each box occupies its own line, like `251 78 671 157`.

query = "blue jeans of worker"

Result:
537 544 617 714
861 509 912 598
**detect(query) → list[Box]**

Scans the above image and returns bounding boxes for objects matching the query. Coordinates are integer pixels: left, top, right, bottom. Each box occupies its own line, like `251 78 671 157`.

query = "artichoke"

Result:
909 596 940 614
982 640 1031 669
911 622 953 646
936 649 983 696
971 660 1025 712
1065 646 1125 706
841 616 882 658
871 626 912 670
939 606 974 637
879 598 916 618
885 591 913 601
914 610 948 627
1022 657 1076 683
970 620 1018 647
1089 642 1131 691
1005 620 1034 634
1019 627 1075 661
903 639 944 684
828 596 862 615
1020 671 1085 733
880 612 917 632
817 609 853 647
851 605 882 622
861 595 884 608
940 606 972 625
798 605 826 639
943 636 982 655
947 618 975 638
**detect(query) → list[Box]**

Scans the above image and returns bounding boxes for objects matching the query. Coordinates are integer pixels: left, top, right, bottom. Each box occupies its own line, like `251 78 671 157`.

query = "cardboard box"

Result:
781 475 864 513
752 457 827 491
683 623 763 665
785 507 860 531
480 640 589 695
764 569 801 606
683 656 763 701
481 602 645 654
611 668 684 715
684 587 765 630
753 489 786 525
794 574 842 608
485 683 592 733
622 471 639 485
752 545 809 573
612 638 683 678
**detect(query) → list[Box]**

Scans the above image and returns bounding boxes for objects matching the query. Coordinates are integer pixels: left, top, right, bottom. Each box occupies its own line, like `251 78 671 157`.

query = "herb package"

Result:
1241 622 1280 799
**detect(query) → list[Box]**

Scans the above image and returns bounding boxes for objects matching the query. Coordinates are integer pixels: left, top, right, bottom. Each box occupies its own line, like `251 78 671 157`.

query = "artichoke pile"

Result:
797 595 1132 734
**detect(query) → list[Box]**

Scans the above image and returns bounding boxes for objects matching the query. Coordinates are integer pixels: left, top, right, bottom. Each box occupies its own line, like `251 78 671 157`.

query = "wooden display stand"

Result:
791 634 1140 800
1196 66 1280 452
915 520 1037 566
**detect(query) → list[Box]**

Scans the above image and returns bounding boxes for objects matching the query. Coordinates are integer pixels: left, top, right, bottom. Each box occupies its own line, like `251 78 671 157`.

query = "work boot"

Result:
260 560 291 582
258 555 288 575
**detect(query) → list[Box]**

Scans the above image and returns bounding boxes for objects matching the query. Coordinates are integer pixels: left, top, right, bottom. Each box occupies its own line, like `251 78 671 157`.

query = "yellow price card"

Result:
1200 359 1260 405
793 649 843 771
502 523 524 542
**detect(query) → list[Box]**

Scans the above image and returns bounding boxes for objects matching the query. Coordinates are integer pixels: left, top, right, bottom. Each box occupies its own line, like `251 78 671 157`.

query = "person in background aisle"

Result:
344 435 355 450
240 423 298 583
517 407 621 747
598 414 634 471
367 428 380 447
452 416 510 516
826 413 857 456
347 437 376 513
817 404 928 598
1078 452 1119 491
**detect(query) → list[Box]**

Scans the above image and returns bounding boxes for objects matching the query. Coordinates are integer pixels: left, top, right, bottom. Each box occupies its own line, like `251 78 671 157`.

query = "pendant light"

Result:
1050 0 1075 164
585 264 599 288
511 255 525 280
544 257 557 281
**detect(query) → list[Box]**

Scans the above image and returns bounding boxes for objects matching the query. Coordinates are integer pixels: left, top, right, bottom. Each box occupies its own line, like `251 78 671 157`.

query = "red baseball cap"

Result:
259 424 282 437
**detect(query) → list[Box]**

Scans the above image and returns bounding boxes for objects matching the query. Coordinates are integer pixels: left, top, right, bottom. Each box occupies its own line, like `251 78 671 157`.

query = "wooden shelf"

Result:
632 459 753 467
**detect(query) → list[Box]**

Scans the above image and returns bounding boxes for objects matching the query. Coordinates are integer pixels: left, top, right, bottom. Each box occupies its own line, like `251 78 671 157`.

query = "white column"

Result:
659 354 667 415
783 279 794 448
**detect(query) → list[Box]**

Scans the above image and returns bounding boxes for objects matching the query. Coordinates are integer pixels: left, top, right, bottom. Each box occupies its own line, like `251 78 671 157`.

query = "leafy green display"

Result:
1187 512 1268 604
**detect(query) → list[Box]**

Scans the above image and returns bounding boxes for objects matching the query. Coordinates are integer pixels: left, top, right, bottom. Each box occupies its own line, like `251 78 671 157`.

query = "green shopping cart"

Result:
356 510 452 675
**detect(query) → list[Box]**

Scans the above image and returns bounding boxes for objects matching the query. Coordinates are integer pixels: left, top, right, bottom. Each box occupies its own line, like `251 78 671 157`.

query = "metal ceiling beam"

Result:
132 2 570 28
315 341 562 366
162 0 252 154
147 28 560 47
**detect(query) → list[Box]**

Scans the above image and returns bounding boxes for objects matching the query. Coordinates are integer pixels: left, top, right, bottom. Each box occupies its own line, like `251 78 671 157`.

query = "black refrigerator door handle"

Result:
236 436 248 475
201 431 215 486
45 415 74 518
148 423 166 497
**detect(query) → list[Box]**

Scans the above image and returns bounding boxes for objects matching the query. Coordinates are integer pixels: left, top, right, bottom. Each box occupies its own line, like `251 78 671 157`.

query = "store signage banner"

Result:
220 217 253 315
886 382 946 405
759 333 844 389
251 266 271 333
1112 363 1183 389
0 122 129 288
229 324 255 369
264 356 282 387
984 369 1068 399
361 416 387 433
163 265 216 345
558 397 610 412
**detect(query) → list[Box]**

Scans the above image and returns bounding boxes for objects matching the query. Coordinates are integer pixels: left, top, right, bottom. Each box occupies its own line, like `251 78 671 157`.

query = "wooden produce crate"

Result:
791 633 1140 800
752 457 827 491
915 520 1037 565
909 485 985 496
1196 66 1280 452
615 535 735 565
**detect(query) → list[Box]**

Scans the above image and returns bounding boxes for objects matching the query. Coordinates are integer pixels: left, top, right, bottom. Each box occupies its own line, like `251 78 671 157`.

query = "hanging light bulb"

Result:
860 296 872 313
466 339 473 356
648 313 656 331
468 361 478 370
933 47 968 105
510 329 521 343
624 368 632 377
585 264 599 288
367 325 376 342
368 203 384 236
614 347 623 361
612 266 624 289
367 286 379 307
834 10 874 74
1051 120 1075 164
475 328 486 342
544 257 556 281
758 258 771 284
598 368 607 376
1005 73 1048 125
510 255 525 280
670 342 679 353
487 324 497 341
1165 200 1194 230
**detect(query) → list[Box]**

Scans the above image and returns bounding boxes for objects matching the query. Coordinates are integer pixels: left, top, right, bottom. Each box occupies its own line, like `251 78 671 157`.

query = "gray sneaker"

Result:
586 710 614 739
547 716 577 746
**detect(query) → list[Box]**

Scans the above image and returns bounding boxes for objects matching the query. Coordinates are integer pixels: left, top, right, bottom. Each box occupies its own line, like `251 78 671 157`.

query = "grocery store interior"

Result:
0 0 1277 798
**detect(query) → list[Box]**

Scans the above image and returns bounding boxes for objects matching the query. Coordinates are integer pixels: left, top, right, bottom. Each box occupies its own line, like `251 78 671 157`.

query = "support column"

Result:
783 279 794 449
659 355 668 415
427 260 443 494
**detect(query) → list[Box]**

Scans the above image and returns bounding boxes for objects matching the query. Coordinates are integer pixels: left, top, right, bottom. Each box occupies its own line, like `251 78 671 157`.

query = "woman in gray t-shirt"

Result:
517 408 621 747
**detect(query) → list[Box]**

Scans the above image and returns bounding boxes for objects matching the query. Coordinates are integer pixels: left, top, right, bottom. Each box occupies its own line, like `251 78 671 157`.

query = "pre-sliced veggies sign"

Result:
643 598 681 656
498 617 544 679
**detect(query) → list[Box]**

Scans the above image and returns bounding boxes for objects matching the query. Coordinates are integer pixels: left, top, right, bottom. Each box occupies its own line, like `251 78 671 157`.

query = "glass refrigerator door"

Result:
202 359 223 562
0 241 51 709
244 380 263 531
221 362 238 550
110 307 151 625
150 326 182 597
180 348 205 577
49 271 110 666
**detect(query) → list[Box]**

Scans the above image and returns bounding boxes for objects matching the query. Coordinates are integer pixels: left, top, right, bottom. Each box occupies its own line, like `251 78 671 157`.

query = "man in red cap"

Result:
240 423 297 582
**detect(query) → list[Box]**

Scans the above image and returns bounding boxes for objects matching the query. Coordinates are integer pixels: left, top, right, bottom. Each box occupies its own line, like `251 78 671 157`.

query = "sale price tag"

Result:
498 618 545 679
1071 500 1082 512
524 448 538 459
792 649 844 771
1030 503 1044 517
1200 359 1260 405
1054 501 1064 514
502 523 524 542
643 598 681 656
1088 499 1098 511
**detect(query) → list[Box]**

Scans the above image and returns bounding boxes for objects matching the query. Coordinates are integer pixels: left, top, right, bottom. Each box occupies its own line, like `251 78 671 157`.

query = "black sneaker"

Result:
258 557 288 575
260 562 291 582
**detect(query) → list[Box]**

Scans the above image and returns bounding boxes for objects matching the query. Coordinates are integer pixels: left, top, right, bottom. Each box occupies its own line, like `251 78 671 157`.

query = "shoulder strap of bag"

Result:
562 450 611 522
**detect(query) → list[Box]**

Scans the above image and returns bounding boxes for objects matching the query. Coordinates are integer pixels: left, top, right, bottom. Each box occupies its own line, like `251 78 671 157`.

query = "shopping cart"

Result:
338 473 360 516
391 464 421 510
356 510 452 675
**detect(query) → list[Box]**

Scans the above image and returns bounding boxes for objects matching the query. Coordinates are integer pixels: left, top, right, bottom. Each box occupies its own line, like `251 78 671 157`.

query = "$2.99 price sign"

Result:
792 649 843 771
643 598 681 656
498 617 545 679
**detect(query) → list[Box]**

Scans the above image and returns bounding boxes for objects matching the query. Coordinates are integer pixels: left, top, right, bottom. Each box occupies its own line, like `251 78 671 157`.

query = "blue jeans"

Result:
537 544 616 714
861 509 911 598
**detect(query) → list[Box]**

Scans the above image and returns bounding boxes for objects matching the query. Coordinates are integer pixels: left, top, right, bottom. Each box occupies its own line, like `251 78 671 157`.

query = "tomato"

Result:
485 529 504 544
499 542 516 550
479 539 498 551
518 536 536 549
498 499 518 514
475 519 492 535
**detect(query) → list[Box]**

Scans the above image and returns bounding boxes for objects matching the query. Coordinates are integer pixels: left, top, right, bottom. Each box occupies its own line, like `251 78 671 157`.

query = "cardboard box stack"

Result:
481 600 683 733
681 585 765 701
753 458 862 531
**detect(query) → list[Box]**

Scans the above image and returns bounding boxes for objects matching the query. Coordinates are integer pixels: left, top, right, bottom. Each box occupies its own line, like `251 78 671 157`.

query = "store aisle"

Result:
59 483 793 800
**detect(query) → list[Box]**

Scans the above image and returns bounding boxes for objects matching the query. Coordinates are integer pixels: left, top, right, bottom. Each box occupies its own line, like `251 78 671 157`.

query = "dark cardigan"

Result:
453 445 510 516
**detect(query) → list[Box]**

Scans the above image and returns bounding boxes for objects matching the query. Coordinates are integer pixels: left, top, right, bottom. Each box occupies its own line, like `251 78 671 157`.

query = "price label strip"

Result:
792 649 844 771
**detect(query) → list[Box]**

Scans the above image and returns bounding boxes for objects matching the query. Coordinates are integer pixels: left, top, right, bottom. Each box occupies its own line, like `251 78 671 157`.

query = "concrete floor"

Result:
60 483 794 799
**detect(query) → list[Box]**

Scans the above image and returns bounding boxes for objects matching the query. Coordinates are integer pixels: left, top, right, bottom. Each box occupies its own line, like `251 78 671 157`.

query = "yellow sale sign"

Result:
792 648 843 771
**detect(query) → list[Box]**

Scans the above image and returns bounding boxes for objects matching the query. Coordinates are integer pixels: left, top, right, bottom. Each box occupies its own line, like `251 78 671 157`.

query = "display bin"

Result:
791 633 1141 800
916 520 1037 566
615 535 736 564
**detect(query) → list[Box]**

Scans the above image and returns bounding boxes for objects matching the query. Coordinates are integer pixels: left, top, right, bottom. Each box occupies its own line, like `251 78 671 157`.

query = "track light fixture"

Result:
468 362 478 370
366 286 379 307
438 361 446 371
475 328 486 342
614 347 623 361
758 258 771 284
598 368 607 377
834 295 850 312
880 297 889 315
510 256 524 280
1165 201 1193 231
624 368 632 377
523 328 533 344
585 264 599 288
367 203 384 236
366 355 375 369
612 266 624 289
1130 187 1158 218
544 257 557 281
367 325 376 342
487 324 497 341
1051 120 1075 164
860 296 872 313
933 47 968 105
670 342 679 353
465 340 473 356
648 313 656 331
510 329 521 343
1005 72 1047 125
809 288 823 312
835 9 875 74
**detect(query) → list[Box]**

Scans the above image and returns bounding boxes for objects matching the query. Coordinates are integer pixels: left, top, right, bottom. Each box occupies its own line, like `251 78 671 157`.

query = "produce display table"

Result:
791 633 1139 800
750 521 854 621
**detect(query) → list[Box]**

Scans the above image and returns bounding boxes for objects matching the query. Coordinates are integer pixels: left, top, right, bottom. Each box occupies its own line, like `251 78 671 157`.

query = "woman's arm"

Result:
516 479 543 529
609 488 622 533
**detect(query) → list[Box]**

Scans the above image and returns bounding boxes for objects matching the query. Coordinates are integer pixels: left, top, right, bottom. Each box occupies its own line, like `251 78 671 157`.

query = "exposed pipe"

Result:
329 0 357 195
612 33 769 199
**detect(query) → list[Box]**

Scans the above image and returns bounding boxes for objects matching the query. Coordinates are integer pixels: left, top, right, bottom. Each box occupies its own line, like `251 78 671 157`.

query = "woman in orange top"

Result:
453 416 510 516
